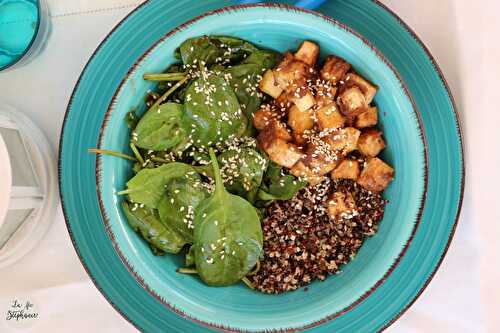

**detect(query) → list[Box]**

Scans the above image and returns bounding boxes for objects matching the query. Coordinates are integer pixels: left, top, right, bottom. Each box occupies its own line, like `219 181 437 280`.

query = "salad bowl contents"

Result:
93 36 395 292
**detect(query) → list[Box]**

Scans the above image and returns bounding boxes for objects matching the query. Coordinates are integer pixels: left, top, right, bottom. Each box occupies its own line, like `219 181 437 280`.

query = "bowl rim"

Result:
93 3 428 332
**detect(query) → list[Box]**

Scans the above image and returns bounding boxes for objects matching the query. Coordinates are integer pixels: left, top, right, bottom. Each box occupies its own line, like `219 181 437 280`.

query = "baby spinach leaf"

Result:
218 147 267 203
225 50 280 134
178 36 258 66
258 162 307 201
157 173 209 243
122 163 198 209
192 149 263 286
133 103 187 151
183 73 245 147
122 201 187 254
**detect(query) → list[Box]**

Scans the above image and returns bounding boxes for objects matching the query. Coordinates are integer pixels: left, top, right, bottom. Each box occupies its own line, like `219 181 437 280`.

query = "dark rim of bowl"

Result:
0 0 42 72
56 1 466 333
96 3 428 332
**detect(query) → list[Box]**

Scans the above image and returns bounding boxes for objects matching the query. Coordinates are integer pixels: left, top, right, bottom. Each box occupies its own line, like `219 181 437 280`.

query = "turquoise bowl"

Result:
96 4 426 332
59 1 464 332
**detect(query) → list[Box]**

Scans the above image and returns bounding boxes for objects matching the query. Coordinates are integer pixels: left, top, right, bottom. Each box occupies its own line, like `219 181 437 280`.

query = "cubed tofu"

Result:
290 90 316 112
288 105 314 133
324 127 361 154
302 139 341 176
355 106 378 129
357 129 386 157
274 53 310 89
315 85 337 108
320 55 351 85
294 41 320 67
293 132 308 146
327 191 357 220
357 157 394 192
258 120 292 144
331 159 360 180
263 140 304 168
344 73 378 104
337 86 368 118
253 106 276 130
274 92 292 109
290 160 324 185
316 103 345 131
259 69 283 98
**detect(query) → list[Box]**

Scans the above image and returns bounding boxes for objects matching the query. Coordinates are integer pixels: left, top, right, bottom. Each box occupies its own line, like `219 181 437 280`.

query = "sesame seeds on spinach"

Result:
88 36 315 289
191 149 263 286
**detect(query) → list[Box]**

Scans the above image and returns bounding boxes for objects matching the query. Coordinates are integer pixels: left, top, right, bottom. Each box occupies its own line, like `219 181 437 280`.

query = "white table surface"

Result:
0 0 499 332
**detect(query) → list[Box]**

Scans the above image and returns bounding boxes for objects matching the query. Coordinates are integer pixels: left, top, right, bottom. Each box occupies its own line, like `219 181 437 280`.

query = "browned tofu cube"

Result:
337 86 368 118
292 131 308 146
320 55 351 85
294 41 320 67
315 85 337 108
274 53 310 89
253 106 275 130
355 106 378 129
288 105 314 133
273 92 292 109
344 73 378 104
324 127 361 154
358 129 386 157
303 140 340 176
264 141 304 168
331 159 360 180
290 90 315 112
327 191 357 220
357 157 394 192
259 69 283 98
316 103 345 131
258 120 292 143
290 160 324 185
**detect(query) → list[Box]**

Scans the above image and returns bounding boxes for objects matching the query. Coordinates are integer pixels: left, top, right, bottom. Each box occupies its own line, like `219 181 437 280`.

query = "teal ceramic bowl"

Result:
59 1 464 332
95 4 426 332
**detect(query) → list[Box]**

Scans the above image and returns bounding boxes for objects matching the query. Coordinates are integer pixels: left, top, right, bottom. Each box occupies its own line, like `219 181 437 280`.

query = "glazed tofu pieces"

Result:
259 70 283 99
324 127 361 154
357 158 394 192
357 129 386 157
327 191 357 220
290 161 324 185
302 140 340 176
337 86 368 118
344 73 378 104
316 103 345 131
288 105 314 134
257 121 303 168
294 41 320 67
273 53 310 90
256 41 394 191
355 106 378 128
320 55 351 85
331 159 360 180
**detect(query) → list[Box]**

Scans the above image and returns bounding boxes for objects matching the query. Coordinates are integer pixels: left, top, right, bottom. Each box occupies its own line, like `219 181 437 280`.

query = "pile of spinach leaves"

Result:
93 36 306 288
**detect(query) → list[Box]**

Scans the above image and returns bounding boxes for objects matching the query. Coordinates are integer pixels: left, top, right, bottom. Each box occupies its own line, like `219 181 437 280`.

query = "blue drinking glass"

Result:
0 0 50 71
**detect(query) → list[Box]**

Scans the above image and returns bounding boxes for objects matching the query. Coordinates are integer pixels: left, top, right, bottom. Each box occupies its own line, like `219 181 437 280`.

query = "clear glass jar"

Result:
0 104 57 268
0 0 51 72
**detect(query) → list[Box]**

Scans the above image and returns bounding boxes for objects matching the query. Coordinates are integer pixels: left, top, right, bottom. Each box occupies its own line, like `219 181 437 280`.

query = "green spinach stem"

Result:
87 148 136 161
176 268 198 274
130 142 145 165
143 73 186 81
150 75 189 110
241 277 255 290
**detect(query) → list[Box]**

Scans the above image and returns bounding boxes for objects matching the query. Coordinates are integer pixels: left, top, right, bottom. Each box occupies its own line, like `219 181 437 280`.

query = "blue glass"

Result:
0 0 41 71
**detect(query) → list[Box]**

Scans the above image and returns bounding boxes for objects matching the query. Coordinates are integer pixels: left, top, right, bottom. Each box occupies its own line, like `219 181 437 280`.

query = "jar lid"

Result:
0 133 11 229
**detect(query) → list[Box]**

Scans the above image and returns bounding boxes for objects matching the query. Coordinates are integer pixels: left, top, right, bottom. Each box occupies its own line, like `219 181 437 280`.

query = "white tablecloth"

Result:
0 0 498 332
